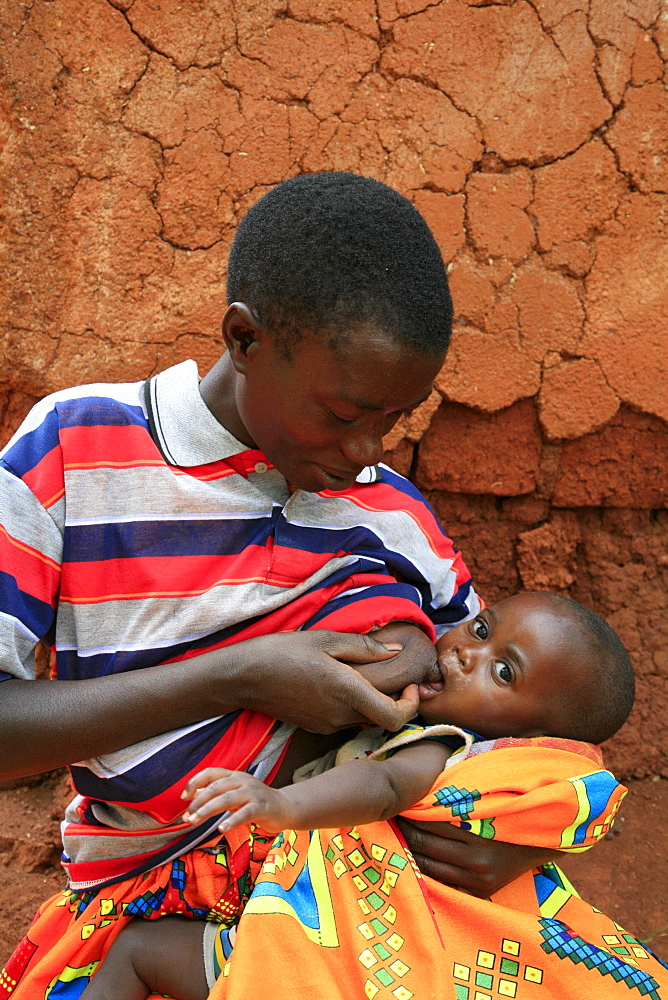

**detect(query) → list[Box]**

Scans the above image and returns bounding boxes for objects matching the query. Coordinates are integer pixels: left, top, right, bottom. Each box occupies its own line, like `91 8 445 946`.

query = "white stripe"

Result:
0 611 40 644
0 467 64 557
66 509 277 527
286 507 456 609
64 466 276 520
0 381 145 458
74 716 224 777
59 631 218 656
54 554 359 651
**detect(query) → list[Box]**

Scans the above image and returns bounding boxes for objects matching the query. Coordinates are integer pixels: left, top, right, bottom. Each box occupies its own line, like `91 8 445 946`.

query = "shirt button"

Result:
254 461 268 474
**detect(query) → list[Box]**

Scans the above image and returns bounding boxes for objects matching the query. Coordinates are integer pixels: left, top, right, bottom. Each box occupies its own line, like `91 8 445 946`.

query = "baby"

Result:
80 592 635 1000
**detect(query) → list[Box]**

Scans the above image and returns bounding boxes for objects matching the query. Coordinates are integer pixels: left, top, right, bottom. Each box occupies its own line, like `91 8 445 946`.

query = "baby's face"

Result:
418 593 583 739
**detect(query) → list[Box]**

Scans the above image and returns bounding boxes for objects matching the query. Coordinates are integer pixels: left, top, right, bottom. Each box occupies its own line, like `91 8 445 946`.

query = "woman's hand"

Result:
225 629 423 734
355 622 440 694
396 817 562 896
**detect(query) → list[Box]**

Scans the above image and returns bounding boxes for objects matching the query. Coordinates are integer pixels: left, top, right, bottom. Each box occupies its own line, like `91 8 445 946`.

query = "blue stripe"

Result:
63 512 280 562
379 463 441 514
1 408 62 478
69 713 242 804
62 516 447 569
56 396 147 429
304 581 424 628
0 569 55 640
431 578 474 625
573 771 620 845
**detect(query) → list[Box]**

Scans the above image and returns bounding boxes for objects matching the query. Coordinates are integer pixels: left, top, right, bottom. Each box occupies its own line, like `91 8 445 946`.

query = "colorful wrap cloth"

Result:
0 822 265 999
207 738 668 1000
4 738 667 998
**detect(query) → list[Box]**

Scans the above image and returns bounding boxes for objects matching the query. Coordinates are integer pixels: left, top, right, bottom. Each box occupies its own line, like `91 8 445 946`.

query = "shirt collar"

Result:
144 360 249 467
144 358 383 485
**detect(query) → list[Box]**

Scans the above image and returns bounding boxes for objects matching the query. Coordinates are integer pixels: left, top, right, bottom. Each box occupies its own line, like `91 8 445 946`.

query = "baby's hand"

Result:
181 767 292 834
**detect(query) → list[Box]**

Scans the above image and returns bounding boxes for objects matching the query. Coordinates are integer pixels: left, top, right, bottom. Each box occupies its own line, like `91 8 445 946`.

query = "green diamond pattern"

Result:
475 971 493 989
388 853 408 870
500 958 519 976
364 867 382 884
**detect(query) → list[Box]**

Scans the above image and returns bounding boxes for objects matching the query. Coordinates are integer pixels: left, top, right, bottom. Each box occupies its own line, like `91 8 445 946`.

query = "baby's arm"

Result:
182 738 452 835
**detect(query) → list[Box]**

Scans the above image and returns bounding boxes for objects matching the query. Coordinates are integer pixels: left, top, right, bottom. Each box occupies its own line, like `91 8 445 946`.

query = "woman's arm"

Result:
0 630 424 780
182 738 451 834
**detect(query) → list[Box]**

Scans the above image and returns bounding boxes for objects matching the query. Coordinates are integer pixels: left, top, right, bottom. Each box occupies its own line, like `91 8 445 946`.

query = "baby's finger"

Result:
218 802 271 834
183 777 248 821
181 767 232 800
186 786 257 823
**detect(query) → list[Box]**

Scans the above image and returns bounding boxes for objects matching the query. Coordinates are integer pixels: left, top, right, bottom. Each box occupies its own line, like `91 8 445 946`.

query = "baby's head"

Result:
212 172 451 493
419 592 635 745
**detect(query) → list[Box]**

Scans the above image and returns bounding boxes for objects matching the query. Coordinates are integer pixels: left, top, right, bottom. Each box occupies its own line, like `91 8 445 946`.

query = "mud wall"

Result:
1 0 666 778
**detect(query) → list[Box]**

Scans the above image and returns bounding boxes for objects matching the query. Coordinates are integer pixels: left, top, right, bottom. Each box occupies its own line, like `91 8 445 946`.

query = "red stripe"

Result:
61 423 161 467
60 425 259 483
315 595 436 642
22 443 65 509
0 525 60 604
63 841 181 884
116 713 277 824
59 545 339 602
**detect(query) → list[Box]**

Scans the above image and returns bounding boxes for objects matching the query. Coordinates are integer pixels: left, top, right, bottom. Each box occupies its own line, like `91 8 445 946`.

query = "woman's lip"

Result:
320 464 361 478
316 465 360 486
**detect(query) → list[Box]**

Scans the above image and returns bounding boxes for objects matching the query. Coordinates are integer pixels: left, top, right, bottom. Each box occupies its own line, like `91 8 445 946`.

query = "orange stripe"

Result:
59 576 296 604
0 524 60 572
64 459 166 471
42 487 65 509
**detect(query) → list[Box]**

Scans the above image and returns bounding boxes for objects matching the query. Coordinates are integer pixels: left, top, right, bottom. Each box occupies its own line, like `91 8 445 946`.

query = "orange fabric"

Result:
210 742 668 1000
0 826 271 999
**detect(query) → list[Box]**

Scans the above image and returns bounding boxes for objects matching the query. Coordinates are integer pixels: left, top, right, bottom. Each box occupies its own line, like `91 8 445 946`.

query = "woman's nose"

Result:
341 424 384 469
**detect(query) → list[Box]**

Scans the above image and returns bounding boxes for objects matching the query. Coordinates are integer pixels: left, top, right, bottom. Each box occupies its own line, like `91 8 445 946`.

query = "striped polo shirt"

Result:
0 359 480 888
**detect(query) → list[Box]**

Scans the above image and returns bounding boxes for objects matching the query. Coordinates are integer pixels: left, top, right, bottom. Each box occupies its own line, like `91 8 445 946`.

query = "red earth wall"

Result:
1 0 667 778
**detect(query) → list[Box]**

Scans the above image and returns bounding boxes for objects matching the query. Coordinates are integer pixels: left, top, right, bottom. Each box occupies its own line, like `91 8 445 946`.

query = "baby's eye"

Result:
493 661 513 684
471 618 488 639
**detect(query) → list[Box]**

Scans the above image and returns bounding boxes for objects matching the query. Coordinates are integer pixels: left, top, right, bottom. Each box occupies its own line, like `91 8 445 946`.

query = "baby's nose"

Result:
457 643 478 673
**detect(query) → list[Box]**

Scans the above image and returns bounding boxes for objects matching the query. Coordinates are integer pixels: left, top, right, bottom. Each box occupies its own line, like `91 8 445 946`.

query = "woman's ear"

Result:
222 302 262 373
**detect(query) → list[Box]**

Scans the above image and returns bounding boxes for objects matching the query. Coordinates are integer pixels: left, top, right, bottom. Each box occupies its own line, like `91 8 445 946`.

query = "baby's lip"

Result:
418 677 445 701
418 661 445 701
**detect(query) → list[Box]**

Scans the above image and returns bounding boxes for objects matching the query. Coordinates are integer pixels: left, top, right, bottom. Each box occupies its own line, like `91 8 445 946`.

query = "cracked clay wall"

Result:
1 0 667 778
